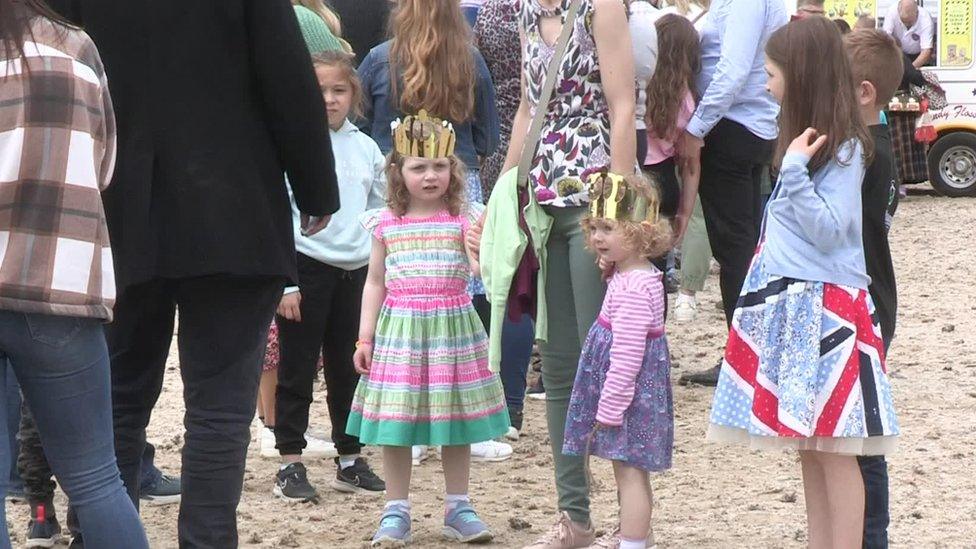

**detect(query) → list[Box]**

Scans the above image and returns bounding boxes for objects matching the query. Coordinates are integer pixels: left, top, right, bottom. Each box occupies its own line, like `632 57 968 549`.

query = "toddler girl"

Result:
562 173 674 549
348 112 510 546
707 17 899 548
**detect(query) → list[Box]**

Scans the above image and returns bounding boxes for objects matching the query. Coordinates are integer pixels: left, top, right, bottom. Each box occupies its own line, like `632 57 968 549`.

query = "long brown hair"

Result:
0 0 75 68
645 14 700 138
766 16 872 172
388 0 476 122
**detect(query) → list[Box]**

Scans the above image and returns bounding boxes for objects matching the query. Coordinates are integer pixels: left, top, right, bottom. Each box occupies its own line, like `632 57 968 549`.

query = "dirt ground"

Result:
9 187 976 548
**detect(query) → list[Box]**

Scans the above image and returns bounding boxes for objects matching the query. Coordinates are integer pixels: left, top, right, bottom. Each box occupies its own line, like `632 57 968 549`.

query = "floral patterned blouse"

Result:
521 0 611 208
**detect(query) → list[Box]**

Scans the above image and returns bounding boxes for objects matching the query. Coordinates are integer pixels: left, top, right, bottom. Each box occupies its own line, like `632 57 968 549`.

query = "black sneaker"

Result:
140 473 182 506
331 458 385 495
273 462 319 503
26 515 62 548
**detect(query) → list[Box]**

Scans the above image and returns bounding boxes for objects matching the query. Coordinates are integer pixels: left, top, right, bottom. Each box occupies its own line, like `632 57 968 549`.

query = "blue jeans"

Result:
858 455 889 549
500 314 533 411
462 5 479 27
3 362 21 495
0 311 148 549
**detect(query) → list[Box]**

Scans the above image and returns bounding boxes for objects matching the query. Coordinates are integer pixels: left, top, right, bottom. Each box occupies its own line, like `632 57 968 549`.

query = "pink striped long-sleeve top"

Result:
595 268 666 426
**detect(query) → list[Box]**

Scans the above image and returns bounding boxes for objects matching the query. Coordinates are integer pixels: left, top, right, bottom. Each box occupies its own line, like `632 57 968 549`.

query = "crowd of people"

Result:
0 0 924 547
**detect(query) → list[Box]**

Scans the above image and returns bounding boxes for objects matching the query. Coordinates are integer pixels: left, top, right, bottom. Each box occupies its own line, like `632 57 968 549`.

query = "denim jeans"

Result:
472 298 534 413
0 311 148 549
858 455 889 549
3 361 21 496
462 5 479 27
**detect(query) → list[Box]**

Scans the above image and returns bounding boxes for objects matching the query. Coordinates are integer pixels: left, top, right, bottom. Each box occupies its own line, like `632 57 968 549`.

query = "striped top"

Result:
362 206 483 298
596 268 665 426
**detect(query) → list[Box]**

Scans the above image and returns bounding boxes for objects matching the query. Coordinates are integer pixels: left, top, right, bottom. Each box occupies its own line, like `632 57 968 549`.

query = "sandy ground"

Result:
8 187 976 548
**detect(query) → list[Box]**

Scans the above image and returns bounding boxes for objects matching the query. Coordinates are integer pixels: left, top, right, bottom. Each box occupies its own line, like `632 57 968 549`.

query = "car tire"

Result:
927 132 976 197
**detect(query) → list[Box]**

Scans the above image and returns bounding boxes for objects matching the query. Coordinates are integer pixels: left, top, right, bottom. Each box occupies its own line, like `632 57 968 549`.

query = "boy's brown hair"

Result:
844 29 905 109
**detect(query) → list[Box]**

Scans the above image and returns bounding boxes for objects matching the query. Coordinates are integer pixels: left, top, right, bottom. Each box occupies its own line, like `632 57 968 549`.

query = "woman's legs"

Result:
613 462 652 543
4 313 148 549
679 196 712 295
800 451 831 549
540 207 606 527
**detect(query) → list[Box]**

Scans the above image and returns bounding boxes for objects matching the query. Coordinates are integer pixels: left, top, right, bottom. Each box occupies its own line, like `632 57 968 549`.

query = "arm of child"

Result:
779 130 865 253
353 237 387 375
596 281 659 427
673 92 700 244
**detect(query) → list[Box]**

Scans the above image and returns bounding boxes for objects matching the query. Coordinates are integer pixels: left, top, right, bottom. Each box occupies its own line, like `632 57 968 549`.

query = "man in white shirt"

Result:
883 0 934 67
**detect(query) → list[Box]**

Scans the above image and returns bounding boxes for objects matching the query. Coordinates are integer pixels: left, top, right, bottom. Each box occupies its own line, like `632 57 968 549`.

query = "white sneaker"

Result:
470 440 513 462
259 427 278 458
673 293 698 323
304 432 339 459
504 426 520 441
412 445 429 466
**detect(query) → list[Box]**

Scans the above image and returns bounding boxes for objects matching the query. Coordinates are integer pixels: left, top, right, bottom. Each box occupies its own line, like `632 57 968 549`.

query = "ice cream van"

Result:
787 0 976 196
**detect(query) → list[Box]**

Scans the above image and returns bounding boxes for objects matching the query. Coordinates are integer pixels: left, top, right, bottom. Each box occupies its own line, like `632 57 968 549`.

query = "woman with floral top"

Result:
502 0 637 547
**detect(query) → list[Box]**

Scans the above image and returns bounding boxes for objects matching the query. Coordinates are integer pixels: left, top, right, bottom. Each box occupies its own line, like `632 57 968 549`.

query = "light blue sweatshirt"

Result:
288 119 386 273
762 140 870 290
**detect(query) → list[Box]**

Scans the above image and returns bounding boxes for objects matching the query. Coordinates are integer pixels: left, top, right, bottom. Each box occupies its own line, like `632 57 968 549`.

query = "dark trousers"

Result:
858 455 889 548
107 276 282 549
274 255 365 457
698 118 774 325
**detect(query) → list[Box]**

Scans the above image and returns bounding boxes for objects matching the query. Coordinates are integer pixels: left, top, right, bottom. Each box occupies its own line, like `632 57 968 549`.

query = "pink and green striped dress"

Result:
346 208 510 446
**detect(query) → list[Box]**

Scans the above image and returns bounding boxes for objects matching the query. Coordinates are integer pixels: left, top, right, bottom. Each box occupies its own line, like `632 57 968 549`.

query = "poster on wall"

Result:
940 0 973 67
824 0 876 26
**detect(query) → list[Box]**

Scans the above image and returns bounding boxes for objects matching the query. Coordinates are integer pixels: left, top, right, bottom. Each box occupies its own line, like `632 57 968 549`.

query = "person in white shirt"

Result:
883 0 934 68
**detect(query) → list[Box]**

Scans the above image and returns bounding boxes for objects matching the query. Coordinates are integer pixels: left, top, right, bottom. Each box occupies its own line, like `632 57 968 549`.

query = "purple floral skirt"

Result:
562 322 673 472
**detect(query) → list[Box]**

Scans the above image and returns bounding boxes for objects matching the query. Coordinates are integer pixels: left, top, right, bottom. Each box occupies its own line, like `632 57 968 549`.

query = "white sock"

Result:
279 462 299 471
385 499 410 513
339 455 359 469
618 537 645 549
445 493 470 512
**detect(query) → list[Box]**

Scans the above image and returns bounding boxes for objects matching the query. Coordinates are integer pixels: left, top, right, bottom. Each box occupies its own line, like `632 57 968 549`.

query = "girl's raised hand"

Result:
787 128 828 160
353 346 372 375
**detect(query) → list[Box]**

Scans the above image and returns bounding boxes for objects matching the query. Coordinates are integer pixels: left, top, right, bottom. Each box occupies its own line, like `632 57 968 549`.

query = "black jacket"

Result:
49 0 339 291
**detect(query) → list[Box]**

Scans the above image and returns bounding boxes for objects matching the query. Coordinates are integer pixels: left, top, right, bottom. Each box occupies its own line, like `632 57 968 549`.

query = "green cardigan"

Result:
480 168 552 371
293 5 344 54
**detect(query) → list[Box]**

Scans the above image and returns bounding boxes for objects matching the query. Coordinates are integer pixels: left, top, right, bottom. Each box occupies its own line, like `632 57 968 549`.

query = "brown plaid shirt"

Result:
0 19 117 320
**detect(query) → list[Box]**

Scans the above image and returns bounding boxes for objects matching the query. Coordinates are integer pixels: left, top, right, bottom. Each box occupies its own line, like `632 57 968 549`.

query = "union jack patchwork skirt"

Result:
707 248 899 456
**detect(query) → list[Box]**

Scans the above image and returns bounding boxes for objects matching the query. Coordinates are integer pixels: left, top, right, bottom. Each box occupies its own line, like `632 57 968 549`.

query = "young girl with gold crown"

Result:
561 172 674 549
347 112 510 547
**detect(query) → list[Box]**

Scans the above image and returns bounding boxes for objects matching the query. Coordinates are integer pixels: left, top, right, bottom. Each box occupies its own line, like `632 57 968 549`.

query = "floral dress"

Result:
521 0 611 207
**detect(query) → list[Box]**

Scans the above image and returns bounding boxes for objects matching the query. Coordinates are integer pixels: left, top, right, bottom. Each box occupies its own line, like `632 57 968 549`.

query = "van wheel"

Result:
927 132 976 197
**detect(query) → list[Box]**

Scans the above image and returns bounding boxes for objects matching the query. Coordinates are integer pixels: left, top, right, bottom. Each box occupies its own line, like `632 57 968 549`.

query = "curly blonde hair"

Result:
385 151 467 217
581 174 672 260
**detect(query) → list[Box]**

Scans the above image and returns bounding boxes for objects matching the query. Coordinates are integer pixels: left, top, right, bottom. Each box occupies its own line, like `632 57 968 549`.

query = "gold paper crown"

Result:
391 110 457 158
587 170 659 224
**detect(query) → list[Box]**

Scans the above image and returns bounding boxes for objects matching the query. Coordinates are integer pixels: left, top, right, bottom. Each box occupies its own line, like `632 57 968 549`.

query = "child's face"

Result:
315 64 354 131
400 156 451 205
589 219 633 264
764 58 786 103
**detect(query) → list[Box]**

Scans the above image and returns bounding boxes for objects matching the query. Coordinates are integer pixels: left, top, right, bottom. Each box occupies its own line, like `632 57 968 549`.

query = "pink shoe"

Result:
522 513 596 549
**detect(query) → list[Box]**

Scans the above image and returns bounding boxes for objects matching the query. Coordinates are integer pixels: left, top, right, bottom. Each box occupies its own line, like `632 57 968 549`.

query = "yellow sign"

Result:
940 0 974 67
824 0 876 26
